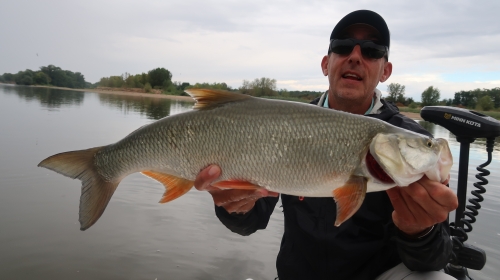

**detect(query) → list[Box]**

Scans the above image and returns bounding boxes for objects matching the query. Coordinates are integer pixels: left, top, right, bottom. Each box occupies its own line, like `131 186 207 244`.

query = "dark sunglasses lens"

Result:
330 40 387 59
331 45 354 55
360 42 386 59
361 47 386 59
330 40 355 55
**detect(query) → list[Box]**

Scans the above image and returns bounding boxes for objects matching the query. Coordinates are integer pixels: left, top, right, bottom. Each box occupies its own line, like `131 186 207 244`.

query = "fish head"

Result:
369 132 453 186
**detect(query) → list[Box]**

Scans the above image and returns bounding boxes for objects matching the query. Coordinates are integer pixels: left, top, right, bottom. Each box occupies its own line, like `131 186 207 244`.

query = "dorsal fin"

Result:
184 89 252 110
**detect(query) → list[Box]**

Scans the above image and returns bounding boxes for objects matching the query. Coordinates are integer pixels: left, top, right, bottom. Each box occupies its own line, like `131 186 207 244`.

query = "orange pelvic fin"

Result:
212 180 262 190
141 171 194 203
184 89 252 110
332 175 368 227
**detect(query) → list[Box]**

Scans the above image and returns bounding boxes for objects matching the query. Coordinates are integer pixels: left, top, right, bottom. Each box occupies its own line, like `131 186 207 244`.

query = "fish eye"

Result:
426 139 433 148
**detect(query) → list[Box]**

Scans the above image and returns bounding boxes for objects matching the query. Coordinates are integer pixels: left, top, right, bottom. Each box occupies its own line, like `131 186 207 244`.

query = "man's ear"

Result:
321 55 329 76
380 61 392 82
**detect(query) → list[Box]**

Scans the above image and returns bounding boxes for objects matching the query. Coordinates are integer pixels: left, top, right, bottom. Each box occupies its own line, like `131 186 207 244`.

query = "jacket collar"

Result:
315 89 400 120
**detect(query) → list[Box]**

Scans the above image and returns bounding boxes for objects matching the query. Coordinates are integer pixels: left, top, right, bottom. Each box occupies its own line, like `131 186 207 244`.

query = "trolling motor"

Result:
421 106 500 280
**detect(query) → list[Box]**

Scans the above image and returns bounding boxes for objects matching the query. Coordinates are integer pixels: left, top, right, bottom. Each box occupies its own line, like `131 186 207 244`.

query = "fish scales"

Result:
93 98 386 196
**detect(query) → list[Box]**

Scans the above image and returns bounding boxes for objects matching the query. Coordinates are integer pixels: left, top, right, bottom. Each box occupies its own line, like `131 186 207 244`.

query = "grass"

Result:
481 110 500 119
398 107 421 114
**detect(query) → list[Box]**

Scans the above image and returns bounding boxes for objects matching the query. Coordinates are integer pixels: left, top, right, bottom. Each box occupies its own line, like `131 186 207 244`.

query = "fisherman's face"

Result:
321 24 392 113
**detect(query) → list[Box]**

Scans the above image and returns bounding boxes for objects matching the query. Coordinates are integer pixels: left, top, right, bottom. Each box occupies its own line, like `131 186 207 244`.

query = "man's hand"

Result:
386 175 458 237
194 165 279 214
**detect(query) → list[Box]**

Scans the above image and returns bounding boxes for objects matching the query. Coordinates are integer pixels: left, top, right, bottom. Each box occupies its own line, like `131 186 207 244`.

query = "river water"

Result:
0 84 499 280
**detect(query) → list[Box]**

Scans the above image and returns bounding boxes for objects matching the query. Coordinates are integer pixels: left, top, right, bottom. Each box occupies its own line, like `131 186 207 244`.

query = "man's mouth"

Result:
342 73 362 81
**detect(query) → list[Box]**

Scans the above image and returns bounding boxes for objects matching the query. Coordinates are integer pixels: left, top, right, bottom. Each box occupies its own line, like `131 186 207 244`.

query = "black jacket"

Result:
215 98 453 279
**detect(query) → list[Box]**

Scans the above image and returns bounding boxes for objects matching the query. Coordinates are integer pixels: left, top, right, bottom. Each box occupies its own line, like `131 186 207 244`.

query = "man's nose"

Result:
348 45 362 64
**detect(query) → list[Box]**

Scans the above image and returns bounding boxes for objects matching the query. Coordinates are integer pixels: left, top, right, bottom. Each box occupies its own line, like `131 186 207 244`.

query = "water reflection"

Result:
1 84 84 108
97 94 179 120
1 85 499 280
0 84 194 120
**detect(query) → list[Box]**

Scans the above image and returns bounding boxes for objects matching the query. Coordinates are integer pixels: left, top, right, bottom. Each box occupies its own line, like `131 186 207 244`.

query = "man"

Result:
194 10 458 279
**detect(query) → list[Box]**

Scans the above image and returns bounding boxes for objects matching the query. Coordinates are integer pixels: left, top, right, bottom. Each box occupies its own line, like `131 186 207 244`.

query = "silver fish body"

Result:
39 89 452 230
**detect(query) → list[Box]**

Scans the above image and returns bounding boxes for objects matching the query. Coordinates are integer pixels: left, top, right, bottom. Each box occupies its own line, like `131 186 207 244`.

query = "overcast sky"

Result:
1 0 499 101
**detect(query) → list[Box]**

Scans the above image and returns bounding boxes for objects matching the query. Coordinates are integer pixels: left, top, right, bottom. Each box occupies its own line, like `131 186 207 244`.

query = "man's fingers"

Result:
213 189 259 207
387 177 458 236
234 197 260 214
387 187 417 225
194 165 221 192
225 196 260 213
214 188 278 214
398 185 435 226
412 176 458 212
192 165 279 214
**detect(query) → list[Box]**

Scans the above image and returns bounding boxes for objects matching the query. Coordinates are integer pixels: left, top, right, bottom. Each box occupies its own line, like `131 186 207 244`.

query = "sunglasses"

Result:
329 39 388 59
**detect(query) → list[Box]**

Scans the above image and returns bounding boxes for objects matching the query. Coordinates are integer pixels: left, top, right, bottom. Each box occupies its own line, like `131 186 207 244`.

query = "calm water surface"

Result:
0 84 499 280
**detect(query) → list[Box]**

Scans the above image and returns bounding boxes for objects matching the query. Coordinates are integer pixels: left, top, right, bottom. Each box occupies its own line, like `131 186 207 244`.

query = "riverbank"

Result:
399 112 422 120
32 84 195 102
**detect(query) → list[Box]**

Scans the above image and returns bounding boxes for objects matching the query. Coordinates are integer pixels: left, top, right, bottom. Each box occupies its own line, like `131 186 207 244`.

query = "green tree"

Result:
188 82 230 90
33 71 51 85
477 95 494 111
0 73 15 83
239 77 277 96
386 83 405 103
73 72 86 88
124 72 136 88
421 86 441 106
453 90 478 108
14 70 35 85
40 65 62 84
144 82 152 93
489 88 500 108
52 69 70 87
406 97 415 105
239 80 252 95
148 68 172 88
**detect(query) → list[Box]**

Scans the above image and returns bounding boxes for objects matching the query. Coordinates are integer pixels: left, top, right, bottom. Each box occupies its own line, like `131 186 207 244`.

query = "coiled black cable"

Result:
450 138 495 260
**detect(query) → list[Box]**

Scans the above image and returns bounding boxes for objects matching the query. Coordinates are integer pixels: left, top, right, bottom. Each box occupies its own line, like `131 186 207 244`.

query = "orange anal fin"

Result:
212 180 262 190
141 171 194 204
332 175 368 227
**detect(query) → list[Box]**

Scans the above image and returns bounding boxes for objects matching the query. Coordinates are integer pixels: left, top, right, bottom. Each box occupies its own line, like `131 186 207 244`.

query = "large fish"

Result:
38 89 453 230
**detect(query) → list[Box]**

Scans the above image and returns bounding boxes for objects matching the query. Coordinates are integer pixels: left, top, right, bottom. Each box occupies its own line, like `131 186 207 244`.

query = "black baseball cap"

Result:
329 10 390 49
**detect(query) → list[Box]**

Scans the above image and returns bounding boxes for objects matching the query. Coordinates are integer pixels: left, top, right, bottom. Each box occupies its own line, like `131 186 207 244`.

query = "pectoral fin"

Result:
141 171 194 203
332 175 368 227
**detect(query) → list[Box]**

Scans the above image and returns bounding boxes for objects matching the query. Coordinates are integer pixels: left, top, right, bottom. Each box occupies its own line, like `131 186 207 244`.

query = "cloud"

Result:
1 0 499 99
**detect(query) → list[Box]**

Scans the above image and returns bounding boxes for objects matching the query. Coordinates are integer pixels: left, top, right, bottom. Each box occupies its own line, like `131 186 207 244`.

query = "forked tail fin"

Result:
38 146 119 231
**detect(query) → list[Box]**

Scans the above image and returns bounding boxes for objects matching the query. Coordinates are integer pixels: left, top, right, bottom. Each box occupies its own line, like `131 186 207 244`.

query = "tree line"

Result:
15 65 498 108
451 88 500 111
0 65 87 88
386 83 500 111
98 71 323 101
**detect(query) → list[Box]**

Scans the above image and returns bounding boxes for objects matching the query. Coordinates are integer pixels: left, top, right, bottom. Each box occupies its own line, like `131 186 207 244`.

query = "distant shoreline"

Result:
399 112 422 120
1 83 423 120
31 84 195 102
